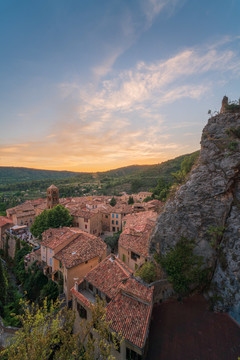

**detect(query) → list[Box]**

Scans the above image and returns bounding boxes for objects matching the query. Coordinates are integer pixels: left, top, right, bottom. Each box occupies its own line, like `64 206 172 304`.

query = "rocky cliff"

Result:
151 109 240 315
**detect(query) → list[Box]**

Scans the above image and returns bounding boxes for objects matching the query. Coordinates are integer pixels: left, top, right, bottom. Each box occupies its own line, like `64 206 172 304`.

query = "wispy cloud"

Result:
63 43 239 117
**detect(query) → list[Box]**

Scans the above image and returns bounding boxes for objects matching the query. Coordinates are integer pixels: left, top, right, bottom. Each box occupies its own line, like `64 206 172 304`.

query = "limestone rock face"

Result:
151 112 240 311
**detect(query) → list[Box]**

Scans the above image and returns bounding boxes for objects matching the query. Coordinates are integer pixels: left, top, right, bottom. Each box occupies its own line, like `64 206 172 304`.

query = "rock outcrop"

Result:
151 109 240 315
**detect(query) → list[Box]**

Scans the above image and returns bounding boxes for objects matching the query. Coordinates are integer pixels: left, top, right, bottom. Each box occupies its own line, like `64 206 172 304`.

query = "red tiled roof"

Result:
71 287 91 309
106 290 152 349
71 254 153 350
69 207 98 219
54 231 106 269
119 278 153 303
41 227 76 249
119 212 157 257
85 255 132 299
0 216 13 227
122 211 157 229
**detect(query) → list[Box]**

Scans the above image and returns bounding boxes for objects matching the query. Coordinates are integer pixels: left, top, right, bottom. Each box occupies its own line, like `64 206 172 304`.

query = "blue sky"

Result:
0 0 240 171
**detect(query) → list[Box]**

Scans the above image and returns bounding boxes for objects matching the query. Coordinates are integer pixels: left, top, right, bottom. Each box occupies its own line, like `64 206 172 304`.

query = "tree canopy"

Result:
30 205 73 238
1 297 121 360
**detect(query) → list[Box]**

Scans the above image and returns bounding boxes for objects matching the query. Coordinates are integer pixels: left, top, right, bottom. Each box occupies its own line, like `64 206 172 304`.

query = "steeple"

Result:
47 184 59 209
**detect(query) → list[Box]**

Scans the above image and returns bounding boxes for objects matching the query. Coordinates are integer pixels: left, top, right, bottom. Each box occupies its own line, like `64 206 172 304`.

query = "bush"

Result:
135 262 157 283
159 237 209 296
228 141 238 151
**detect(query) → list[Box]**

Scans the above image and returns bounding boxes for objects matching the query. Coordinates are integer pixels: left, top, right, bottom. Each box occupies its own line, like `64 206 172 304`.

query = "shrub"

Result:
228 141 238 151
135 262 157 283
159 237 209 296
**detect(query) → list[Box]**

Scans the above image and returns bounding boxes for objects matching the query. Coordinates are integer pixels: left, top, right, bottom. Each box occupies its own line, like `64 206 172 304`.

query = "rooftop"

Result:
85 255 132 299
119 211 157 257
41 227 76 249
54 231 106 269
106 290 152 349
0 216 13 227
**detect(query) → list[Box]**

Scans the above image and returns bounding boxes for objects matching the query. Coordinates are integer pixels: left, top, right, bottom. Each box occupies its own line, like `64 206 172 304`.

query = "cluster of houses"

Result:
0 185 172 359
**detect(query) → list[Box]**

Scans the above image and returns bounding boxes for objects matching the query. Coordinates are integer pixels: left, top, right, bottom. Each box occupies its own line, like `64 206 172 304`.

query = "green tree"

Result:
1 298 82 360
0 259 8 314
15 238 21 258
128 196 134 205
83 296 122 360
135 262 156 283
104 232 121 253
131 179 142 193
109 197 117 207
30 205 73 239
4 233 9 259
159 237 209 297
40 280 59 306
2 297 121 360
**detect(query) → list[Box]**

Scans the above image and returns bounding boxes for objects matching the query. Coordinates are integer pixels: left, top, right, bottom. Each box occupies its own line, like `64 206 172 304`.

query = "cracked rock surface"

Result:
151 113 240 313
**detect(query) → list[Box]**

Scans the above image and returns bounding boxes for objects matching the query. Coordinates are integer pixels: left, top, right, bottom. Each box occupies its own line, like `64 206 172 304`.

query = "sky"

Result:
0 0 240 172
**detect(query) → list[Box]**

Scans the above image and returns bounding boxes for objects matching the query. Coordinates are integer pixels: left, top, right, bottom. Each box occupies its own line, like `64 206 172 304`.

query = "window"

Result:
112 227 115 232
21 220 23 225
122 254 126 263
126 348 142 360
112 214 114 218
59 261 62 268
105 215 108 218
84 218 88 223
117 227 119 232
131 251 140 261
112 220 114 225
116 220 118 225
77 303 87 319
116 214 119 218
50 249 53 254
49 258 52 266
85 224 88 229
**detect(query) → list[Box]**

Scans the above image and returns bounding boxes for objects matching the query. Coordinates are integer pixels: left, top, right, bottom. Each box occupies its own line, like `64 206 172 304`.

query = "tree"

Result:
30 205 73 239
82 296 122 360
1 298 82 360
1 297 121 360
158 237 209 297
135 262 156 283
0 259 8 315
40 280 59 306
104 232 121 253
109 197 116 207
128 196 134 205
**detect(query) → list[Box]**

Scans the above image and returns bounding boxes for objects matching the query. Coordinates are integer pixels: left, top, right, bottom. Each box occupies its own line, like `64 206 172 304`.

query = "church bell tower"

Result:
47 184 59 209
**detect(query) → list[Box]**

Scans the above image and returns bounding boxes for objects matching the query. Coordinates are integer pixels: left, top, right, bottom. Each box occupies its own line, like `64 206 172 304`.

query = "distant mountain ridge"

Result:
0 152 199 185
0 167 85 184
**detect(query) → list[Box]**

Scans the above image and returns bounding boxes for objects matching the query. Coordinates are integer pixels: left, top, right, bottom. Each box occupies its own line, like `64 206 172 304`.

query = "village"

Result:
0 184 173 360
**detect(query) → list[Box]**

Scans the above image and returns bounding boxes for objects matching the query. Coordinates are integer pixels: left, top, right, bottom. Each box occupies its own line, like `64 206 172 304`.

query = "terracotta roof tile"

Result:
71 287 91 309
54 231 106 269
0 216 13 227
119 212 157 257
119 278 153 303
106 290 153 348
85 255 132 299
41 227 76 249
